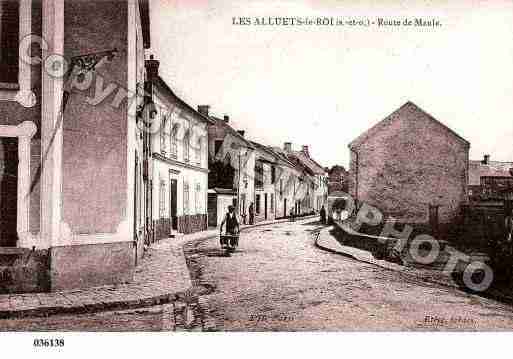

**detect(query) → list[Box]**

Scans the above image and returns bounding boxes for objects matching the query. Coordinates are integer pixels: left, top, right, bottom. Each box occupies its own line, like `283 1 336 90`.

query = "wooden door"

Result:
264 193 268 220
208 193 217 227
170 178 178 230
0 138 18 247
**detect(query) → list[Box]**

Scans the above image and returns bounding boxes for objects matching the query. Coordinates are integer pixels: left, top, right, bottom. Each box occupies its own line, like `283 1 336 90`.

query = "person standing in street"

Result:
320 205 326 224
248 202 255 225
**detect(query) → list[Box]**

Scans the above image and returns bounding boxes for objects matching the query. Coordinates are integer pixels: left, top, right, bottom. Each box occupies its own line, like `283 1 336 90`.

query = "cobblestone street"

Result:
185 219 513 331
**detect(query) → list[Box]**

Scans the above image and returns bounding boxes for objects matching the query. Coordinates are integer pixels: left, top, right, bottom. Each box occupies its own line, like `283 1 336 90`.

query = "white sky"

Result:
150 0 513 168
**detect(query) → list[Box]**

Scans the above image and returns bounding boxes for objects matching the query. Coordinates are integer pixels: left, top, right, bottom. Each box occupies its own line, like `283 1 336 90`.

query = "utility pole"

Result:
237 149 241 216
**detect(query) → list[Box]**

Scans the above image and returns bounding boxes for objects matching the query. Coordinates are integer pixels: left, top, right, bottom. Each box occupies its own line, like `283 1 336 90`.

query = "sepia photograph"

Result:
0 0 513 356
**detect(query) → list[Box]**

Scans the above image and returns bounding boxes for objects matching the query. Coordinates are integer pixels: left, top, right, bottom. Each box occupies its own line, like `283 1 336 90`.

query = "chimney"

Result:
197 105 210 116
483 154 490 165
284 142 292 152
223 115 229 123
145 54 160 81
302 145 310 157
237 130 245 137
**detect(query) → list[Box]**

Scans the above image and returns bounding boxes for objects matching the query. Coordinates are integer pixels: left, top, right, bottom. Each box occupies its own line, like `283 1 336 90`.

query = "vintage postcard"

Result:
0 0 513 355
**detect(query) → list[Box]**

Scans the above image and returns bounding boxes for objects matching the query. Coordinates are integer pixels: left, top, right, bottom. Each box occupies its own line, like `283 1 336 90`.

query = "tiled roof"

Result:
154 76 214 125
210 117 255 149
469 160 513 185
349 101 470 150
288 151 327 175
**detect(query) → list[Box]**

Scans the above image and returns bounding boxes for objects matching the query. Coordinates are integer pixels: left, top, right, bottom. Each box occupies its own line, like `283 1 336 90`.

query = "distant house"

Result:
266 146 305 219
250 141 279 223
206 113 256 226
149 72 213 238
327 165 349 194
348 101 470 227
469 155 513 202
284 143 328 213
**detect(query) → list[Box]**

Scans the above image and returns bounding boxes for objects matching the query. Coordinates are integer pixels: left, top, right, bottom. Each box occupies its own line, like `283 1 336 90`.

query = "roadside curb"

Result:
314 227 463 290
314 227 513 306
0 215 318 320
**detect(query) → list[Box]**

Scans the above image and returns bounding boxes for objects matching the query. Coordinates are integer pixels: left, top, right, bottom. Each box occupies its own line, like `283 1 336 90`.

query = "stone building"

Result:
250 140 279 223
206 113 256 226
348 101 470 227
270 144 314 218
0 0 152 293
468 155 513 203
327 165 349 194
285 143 328 213
147 63 212 238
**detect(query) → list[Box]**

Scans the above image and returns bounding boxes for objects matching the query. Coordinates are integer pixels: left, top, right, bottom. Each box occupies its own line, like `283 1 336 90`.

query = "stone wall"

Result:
50 241 134 291
0 248 50 294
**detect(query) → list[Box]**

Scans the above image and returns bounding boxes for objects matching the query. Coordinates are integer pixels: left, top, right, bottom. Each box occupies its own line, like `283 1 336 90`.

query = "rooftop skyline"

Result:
150 0 513 167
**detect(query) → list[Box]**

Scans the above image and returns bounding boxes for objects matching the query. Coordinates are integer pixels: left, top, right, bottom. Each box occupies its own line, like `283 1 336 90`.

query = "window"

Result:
270 193 274 212
271 166 276 184
0 0 19 84
0 0 34 107
255 194 261 214
159 180 166 218
280 179 283 197
160 115 168 155
170 123 178 158
195 137 201 166
183 182 189 215
183 130 190 162
195 183 201 213
255 162 264 188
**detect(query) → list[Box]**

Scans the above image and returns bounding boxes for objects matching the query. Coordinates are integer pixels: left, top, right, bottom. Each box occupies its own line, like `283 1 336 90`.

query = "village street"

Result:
3 219 513 331
186 220 513 331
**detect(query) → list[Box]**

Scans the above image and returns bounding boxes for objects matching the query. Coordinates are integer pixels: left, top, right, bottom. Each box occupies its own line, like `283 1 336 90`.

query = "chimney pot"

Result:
483 154 490 165
237 130 245 137
223 115 229 123
284 142 292 152
197 105 210 116
302 145 310 157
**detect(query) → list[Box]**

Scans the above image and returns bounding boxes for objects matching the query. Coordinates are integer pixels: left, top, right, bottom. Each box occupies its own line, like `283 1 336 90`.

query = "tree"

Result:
208 157 235 189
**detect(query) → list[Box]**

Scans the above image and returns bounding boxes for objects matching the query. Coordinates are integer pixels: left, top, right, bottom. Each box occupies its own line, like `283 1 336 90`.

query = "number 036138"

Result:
33 338 65 347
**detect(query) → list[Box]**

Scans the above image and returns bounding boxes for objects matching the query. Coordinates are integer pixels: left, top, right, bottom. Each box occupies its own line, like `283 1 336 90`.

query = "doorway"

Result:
264 193 268 220
169 178 178 230
0 138 18 247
